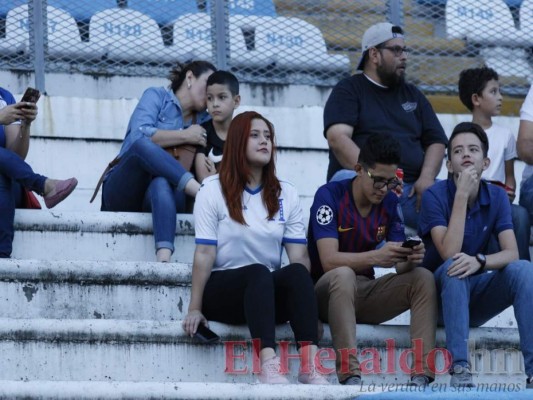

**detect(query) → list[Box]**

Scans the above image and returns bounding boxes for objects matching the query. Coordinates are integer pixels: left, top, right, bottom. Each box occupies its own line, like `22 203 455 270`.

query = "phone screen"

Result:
402 238 422 248
21 87 41 104
194 324 220 343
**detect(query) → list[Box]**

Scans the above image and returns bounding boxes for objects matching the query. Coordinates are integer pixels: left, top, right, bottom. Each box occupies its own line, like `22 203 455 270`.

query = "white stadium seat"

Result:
171 13 212 61
229 15 348 72
0 5 97 60
89 8 168 63
445 0 531 46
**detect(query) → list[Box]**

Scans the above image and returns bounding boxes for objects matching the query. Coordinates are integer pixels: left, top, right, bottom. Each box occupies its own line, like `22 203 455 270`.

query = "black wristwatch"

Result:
475 253 487 273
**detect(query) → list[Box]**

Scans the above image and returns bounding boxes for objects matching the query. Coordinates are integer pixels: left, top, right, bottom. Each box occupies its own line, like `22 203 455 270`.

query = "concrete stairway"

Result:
3 210 529 398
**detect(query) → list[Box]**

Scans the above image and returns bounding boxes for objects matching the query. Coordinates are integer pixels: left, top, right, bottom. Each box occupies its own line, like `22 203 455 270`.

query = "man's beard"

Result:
376 64 405 88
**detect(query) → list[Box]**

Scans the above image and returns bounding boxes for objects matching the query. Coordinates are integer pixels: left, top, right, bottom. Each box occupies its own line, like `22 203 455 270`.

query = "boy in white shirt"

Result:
458 66 530 260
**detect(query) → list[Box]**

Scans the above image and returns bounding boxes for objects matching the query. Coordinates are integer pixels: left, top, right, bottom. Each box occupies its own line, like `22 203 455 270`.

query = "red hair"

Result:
219 111 281 225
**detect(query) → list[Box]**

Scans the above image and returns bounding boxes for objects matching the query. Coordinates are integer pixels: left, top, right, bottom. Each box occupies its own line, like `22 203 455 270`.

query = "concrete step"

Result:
0 259 191 320
12 210 195 263
0 257 518 328
0 381 367 400
0 318 524 385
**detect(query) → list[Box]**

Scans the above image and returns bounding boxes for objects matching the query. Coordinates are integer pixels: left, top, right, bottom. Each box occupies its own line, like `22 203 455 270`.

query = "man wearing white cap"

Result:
323 22 448 229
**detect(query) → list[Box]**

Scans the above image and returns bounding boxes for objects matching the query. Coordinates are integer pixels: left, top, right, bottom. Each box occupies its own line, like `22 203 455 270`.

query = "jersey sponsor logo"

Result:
338 226 354 232
402 101 417 112
316 205 333 225
376 225 387 241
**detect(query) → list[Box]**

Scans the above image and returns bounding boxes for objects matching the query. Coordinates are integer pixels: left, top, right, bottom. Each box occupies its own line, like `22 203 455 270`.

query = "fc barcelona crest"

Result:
376 225 387 242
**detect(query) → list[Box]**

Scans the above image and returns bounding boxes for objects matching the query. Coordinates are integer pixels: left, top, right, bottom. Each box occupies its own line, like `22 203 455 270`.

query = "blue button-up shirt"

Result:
418 178 513 271
118 86 210 158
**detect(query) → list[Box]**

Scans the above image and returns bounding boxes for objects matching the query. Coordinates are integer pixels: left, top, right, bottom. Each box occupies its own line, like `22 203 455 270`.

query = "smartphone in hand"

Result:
401 237 422 248
20 87 41 104
194 324 220 344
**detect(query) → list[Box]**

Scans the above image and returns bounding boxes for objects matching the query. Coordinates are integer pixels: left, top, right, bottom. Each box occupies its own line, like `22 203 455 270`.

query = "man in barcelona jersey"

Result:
308 132 437 386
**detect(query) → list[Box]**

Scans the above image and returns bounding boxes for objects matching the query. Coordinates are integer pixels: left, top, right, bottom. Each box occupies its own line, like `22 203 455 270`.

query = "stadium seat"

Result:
0 4 97 60
48 0 117 22
228 15 273 68
0 5 28 57
519 0 533 31
232 15 348 72
127 0 198 27
0 0 27 19
171 13 212 61
206 0 277 16
446 0 531 46
89 8 169 63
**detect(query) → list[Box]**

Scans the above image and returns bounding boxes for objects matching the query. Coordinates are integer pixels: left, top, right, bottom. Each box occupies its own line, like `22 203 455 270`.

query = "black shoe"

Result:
527 376 533 389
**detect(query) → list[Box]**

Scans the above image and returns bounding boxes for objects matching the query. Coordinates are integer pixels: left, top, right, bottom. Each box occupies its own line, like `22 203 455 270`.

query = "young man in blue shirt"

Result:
419 122 533 389
309 132 437 386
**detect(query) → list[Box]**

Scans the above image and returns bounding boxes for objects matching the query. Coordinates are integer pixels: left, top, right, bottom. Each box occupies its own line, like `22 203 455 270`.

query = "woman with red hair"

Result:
183 111 328 385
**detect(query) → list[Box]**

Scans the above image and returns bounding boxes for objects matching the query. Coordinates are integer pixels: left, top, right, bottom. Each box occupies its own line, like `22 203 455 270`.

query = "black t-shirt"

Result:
323 74 448 182
199 120 225 169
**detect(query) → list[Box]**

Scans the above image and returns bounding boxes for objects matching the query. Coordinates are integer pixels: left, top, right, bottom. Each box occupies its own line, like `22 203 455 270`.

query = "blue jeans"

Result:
487 205 531 261
0 147 47 258
329 169 418 229
101 138 194 253
434 258 533 376
520 175 533 222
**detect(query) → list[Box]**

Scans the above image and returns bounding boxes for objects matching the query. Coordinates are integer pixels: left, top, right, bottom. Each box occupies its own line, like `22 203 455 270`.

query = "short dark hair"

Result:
458 66 499 111
448 122 489 158
358 132 402 168
207 70 239 96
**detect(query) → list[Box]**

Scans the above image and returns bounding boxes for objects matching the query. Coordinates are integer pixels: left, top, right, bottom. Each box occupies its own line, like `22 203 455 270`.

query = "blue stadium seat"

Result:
127 0 198 26
48 0 117 21
206 0 277 16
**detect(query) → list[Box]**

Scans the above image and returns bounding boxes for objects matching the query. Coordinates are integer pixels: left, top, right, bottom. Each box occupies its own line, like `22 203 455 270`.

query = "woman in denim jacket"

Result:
101 60 216 262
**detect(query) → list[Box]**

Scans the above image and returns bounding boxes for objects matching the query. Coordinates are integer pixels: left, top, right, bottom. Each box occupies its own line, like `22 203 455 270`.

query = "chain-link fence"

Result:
1 0 531 94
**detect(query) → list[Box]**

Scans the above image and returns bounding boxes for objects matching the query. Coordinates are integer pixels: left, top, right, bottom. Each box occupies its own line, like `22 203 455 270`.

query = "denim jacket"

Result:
118 86 210 158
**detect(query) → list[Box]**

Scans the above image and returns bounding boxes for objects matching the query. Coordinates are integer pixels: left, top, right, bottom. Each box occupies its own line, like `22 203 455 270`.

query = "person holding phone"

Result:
98 60 216 262
307 133 437 386
0 86 78 258
182 111 329 385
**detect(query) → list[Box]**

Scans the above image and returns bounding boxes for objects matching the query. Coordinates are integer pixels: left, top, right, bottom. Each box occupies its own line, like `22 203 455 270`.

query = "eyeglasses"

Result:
378 45 411 57
366 169 401 190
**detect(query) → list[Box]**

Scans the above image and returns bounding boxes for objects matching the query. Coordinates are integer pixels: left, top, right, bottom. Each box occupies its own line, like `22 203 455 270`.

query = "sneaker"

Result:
298 364 330 385
527 376 533 389
257 356 290 384
450 365 475 388
340 375 362 385
44 178 78 209
407 374 430 387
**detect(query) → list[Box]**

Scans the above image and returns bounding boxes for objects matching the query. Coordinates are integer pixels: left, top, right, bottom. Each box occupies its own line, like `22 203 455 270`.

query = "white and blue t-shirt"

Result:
194 175 307 272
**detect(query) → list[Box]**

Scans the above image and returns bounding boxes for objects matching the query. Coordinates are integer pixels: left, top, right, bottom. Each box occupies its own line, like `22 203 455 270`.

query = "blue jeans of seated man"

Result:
0 147 47 258
101 138 194 253
520 175 533 224
329 169 418 229
434 258 533 376
487 205 531 261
